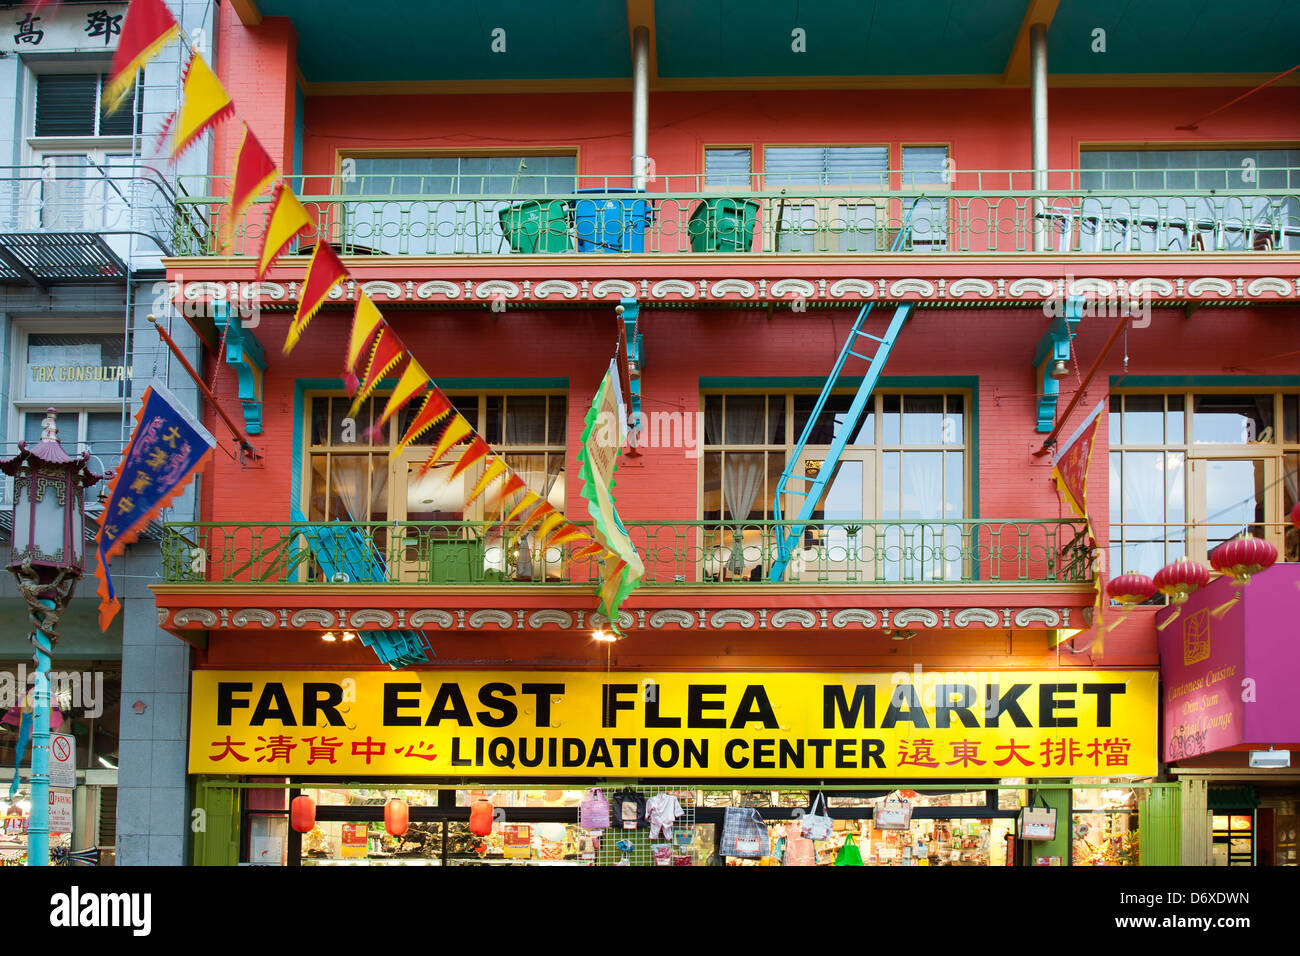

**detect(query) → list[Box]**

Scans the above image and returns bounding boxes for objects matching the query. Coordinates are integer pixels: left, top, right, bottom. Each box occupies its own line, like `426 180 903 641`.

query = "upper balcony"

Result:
175 167 1300 260
0 164 206 286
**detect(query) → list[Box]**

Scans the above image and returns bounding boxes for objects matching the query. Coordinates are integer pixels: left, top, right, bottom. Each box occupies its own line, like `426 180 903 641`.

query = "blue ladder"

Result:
291 507 433 668
767 203 922 582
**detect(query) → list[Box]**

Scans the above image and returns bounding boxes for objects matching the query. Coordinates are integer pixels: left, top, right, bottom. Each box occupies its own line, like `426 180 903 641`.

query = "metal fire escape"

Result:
767 201 921 581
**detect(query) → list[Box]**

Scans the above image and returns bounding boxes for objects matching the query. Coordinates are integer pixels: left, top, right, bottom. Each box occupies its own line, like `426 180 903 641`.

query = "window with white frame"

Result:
23 70 140 234
763 146 889 252
338 154 578 255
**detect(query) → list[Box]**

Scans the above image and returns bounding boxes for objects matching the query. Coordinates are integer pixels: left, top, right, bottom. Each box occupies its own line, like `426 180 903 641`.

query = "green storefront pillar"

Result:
193 779 241 866
1137 784 1181 865
1026 787 1071 865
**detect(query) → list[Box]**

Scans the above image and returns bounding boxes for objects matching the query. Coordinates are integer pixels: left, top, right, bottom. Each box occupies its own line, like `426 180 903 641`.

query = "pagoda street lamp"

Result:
0 409 107 866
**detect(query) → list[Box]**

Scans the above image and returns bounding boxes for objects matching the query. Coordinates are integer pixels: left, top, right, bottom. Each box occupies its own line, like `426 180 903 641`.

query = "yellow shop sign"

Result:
189 670 1158 778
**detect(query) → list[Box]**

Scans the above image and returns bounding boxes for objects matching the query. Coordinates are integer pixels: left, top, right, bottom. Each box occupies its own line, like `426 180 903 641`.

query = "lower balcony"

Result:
160 517 1093 588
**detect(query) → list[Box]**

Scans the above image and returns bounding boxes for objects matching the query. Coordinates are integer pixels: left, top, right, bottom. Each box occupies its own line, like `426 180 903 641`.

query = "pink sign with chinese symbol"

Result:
1158 563 1300 761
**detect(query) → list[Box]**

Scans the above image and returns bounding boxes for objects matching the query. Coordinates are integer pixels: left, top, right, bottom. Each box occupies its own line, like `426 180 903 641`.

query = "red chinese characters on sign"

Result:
396 742 439 761
896 739 940 768
208 736 249 762
253 735 298 763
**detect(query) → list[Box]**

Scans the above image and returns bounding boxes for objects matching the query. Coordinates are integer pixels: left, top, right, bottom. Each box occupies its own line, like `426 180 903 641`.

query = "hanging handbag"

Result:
800 792 834 841
872 791 913 830
720 806 768 859
834 835 864 866
1017 794 1058 842
580 788 610 829
468 797 495 836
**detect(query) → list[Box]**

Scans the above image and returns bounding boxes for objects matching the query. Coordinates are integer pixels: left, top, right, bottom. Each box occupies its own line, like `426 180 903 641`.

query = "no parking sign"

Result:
50 733 76 789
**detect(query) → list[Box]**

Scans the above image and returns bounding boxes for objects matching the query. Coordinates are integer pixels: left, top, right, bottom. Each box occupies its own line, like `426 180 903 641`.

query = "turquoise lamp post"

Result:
0 409 107 865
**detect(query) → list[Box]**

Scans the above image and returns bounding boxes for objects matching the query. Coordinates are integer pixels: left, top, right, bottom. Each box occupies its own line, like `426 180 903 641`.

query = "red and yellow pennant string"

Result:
285 241 348 353
420 415 473 476
343 293 384 391
464 457 509 508
257 183 312 278
348 326 405 414
394 390 453 455
105 0 180 113
448 436 491 480
225 126 278 252
503 491 542 526
157 53 234 161
369 358 430 438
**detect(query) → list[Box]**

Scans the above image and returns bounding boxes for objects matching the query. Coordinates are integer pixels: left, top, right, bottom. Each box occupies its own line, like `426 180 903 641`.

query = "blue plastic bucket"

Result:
571 188 652 252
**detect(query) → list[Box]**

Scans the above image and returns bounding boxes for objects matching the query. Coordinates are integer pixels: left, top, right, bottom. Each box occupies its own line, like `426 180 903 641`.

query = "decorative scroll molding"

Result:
948 277 996 297
831 608 879 628
893 608 940 628
648 609 696 629
1013 607 1062 627
589 610 637 631
467 609 514 629
415 280 463 299
156 607 170 627
533 280 581 299
360 280 404 300
770 608 817 629
829 278 876 298
709 609 756 628
409 609 455 629
889 278 936 298
710 279 756 298
527 609 575 629
173 608 219 627
230 608 277 628
1246 276 1292 296
591 279 638 298
1187 276 1234 297
952 608 1001 628
290 608 336 628
349 609 396 628
769 278 816 298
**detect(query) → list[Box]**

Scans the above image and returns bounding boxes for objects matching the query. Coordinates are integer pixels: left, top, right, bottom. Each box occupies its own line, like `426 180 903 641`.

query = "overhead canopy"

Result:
245 0 1300 87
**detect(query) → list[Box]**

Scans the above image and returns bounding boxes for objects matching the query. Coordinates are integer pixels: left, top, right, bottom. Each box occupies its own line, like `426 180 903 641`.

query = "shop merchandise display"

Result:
609 788 647 830
645 792 685 839
580 788 610 829
800 793 834 840
720 805 768 859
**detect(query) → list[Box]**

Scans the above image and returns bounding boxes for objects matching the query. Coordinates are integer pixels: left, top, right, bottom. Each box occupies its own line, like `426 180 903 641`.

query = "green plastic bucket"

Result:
688 198 759 252
499 200 571 253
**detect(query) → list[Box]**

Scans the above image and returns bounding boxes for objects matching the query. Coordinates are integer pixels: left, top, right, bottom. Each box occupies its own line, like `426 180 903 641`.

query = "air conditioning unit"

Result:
1248 749 1291 769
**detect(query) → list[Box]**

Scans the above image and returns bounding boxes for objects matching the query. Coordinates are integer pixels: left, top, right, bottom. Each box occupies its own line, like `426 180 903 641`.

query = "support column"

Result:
631 26 650 191
1030 21 1049 251
1179 775 1211 866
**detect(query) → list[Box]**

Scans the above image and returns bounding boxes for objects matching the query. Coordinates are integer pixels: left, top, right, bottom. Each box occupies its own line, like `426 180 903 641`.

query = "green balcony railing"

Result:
160 518 1094 587
172 168 1300 258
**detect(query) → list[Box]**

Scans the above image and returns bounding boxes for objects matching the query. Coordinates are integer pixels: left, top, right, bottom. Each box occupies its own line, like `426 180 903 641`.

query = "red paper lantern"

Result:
1210 536 1278 585
384 798 409 837
469 797 494 836
1290 499 1300 530
1153 558 1211 604
1106 572 1156 606
290 795 316 833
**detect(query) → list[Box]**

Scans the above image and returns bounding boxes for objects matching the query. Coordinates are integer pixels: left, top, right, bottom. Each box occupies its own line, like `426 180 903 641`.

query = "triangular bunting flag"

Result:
503 491 541 526
394 390 453 455
164 54 234 160
348 328 405 415
344 293 383 392
284 242 348 354
465 457 509 508
572 542 605 559
257 183 312 278
419 414 473 476
370 358 429 438
449 436 490 480
498 473 527 500
105 0 180 112
512 502 556 545
224 126 278 252
544 523 587 551
531 513 566 553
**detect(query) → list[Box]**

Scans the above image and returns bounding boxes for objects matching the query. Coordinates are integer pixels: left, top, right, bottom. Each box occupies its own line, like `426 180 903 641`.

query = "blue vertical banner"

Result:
94 381 216 630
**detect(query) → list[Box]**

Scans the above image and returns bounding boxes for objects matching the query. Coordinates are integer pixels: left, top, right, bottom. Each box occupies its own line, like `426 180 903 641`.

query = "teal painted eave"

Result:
258 0 632 83
655 0 1024 78
1050 0 1300 74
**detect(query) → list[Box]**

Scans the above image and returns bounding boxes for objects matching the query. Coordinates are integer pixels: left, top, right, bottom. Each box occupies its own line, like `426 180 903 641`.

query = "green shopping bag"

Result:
834 836 863 866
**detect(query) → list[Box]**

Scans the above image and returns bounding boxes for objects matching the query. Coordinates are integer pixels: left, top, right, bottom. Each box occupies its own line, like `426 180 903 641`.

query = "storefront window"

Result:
1072 785 1140 865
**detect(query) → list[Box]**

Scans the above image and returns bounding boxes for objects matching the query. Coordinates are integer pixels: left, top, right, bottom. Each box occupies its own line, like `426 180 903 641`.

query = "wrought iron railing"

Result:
0 163 204 259
160 518 1094 587
171 167 1300 257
